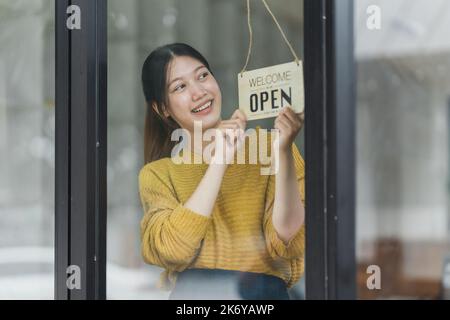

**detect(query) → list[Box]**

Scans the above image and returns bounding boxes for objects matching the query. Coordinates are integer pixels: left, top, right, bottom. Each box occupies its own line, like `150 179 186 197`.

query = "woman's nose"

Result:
191 83 207 101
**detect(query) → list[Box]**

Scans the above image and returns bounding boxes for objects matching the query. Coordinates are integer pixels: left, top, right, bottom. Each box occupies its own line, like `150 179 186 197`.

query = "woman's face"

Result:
163 55 222 132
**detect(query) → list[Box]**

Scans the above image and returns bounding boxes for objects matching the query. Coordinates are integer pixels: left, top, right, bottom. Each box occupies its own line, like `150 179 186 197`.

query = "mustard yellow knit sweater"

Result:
139 130 305 290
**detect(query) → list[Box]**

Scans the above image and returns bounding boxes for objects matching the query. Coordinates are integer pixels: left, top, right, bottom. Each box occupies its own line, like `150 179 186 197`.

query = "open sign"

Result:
238 61 304 121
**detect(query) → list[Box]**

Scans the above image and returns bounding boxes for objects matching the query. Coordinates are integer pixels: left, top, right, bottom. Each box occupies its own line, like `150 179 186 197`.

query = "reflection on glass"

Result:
107 0 304 299
0 0 55 300
356 0 450 299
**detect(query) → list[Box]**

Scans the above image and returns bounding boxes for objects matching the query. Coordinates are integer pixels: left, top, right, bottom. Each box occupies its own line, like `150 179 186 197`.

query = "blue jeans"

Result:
169 268 290 300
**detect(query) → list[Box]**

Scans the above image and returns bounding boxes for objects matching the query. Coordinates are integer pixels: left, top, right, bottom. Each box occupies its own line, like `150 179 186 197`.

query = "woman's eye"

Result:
174 84 185 92
199 72 209 80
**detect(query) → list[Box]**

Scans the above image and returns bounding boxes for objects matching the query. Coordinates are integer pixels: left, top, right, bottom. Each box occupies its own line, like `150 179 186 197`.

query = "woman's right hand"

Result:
211 109 247 165
184 109 247 217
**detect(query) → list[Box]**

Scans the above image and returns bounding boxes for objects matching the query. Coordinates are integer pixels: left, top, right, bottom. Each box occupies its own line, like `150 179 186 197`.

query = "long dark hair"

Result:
141 43 212 164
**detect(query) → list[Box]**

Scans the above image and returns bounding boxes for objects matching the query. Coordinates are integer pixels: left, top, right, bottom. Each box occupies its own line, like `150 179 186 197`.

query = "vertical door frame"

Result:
55 0 107 300
304 0 356 299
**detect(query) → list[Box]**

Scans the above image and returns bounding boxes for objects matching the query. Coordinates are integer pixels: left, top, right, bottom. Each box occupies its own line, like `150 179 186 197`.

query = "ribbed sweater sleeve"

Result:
263 143 306 260
139 165 212 271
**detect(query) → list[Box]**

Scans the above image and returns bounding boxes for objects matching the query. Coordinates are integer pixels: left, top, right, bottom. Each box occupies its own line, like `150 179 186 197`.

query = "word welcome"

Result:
249 71 292 87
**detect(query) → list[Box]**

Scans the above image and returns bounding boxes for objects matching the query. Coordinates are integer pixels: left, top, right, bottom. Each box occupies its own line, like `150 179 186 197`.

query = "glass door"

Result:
107 0 305 300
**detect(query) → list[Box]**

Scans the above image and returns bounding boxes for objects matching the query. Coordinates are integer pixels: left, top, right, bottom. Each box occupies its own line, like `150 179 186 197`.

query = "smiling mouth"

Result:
191 100 213 114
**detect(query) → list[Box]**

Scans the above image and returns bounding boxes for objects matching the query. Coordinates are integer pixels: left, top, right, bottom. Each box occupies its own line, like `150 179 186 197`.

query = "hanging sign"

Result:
238 61 304 120
237 0 304 120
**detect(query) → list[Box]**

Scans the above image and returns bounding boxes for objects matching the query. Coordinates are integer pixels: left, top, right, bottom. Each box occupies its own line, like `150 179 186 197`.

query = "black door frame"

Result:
304 0 356 299
55 0 355 300
55 0 107 300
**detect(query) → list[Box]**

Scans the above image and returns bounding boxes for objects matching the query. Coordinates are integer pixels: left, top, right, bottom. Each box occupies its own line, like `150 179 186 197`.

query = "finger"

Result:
284 113 303 131
274 117 281 130
281 105 296 117
274 122 281 131
274 122 288 139
275 112 291 126
275 115 292 130
235 119 246 131
231 109 247 122
282 106 299 120
274 116 287 129
282 106 303 119
220 119 241 125
220 130 238 148
218 123 240 130
230 111 247 131
222 127 239 139
281 109 300 129
224 130 240 149
236 134 244 150
220 119 245 129
238 128 245 141
283 107 304 129
279 105 294 114
218 126 244 146
235 116 247 130
219 122 242 131
285 105 296 113
299 112 305 122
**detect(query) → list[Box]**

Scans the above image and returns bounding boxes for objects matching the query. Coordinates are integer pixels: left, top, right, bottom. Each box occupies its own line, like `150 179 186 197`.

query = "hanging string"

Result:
240 0 253 76
240 0 300 77
261 0 300 64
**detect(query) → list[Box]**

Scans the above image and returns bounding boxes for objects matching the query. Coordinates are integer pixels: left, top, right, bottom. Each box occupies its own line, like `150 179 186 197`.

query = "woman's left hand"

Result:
273 107 304 153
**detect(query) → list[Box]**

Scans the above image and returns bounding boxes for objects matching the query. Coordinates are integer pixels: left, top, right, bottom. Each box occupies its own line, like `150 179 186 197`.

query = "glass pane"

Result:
108 0 304 299
355 0 450 299
0 0 55 300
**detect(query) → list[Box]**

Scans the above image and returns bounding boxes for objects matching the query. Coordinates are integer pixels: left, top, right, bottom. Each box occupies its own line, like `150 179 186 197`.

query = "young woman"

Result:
139 43 305 300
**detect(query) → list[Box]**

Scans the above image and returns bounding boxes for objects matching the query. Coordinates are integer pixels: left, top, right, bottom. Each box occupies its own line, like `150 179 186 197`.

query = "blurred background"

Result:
0 0 449 300
355 0 450 299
